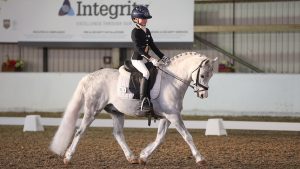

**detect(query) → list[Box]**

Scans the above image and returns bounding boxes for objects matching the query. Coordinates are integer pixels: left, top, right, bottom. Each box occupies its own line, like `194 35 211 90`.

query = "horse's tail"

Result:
50 80 84 156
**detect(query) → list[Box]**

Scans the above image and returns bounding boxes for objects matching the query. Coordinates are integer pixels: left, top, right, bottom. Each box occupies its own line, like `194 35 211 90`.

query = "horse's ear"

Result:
204 60 209 65
212 57 218 63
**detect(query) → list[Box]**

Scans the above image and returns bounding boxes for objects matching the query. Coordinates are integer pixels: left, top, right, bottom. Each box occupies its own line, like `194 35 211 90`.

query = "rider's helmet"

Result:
131 5 152 21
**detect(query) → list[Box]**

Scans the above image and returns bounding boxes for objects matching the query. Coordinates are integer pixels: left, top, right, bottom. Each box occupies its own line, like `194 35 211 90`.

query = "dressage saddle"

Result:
123 60 158 100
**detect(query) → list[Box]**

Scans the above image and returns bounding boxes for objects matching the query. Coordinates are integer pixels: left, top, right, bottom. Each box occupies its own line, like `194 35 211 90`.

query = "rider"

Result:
130 5 168 111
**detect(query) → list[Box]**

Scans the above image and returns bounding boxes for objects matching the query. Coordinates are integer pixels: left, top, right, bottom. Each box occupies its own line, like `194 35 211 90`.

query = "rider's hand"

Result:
150 58 159 67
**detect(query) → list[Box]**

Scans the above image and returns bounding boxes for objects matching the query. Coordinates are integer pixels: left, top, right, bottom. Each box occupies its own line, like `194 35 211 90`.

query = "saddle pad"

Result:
117 65 161 100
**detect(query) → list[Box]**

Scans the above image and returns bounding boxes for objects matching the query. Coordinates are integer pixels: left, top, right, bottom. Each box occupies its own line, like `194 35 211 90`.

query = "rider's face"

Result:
137 18 147 26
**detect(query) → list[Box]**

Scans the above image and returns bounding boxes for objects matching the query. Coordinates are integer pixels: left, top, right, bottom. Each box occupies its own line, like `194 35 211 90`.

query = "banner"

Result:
0 0 194 44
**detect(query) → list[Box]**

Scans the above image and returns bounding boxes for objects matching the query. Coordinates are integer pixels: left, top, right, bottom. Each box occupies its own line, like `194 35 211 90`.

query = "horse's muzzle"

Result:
197 91 208 99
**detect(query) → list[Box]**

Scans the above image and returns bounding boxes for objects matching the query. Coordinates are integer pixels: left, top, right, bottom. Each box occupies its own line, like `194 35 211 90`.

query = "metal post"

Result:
43 47 48 72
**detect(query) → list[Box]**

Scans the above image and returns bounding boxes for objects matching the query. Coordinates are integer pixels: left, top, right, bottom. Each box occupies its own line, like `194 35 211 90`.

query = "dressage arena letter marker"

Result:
23 115 44 132
205 118 227 136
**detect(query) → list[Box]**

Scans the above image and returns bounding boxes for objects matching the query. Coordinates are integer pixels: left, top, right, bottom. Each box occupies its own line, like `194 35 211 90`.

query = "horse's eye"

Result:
201 75 205 78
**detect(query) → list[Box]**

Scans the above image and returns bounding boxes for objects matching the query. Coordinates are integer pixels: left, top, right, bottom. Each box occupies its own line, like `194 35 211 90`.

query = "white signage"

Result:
0 0 194 44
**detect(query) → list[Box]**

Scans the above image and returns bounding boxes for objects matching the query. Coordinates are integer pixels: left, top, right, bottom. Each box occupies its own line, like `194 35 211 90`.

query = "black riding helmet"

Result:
131 5 152 21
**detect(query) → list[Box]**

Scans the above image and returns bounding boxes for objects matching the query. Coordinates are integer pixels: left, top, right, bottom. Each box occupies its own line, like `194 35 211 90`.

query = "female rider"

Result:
131 5 169 111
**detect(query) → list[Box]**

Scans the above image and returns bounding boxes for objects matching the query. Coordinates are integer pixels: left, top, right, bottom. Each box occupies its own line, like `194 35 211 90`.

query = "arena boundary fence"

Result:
0 117 299 132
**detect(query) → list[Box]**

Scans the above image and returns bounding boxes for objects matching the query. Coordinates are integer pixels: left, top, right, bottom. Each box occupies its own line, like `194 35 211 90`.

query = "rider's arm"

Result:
147 29 164 59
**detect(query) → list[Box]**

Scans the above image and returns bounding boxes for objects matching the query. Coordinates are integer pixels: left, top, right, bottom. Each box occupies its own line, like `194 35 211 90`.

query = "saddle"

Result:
118 60 162 126
123 60 158 99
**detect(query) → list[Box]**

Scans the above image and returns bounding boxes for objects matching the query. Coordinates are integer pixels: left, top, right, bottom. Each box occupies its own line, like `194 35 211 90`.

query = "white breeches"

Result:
131 59 150 80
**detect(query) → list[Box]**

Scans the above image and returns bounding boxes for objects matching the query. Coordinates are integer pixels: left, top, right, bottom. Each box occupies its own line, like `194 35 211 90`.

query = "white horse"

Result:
50 52 217 167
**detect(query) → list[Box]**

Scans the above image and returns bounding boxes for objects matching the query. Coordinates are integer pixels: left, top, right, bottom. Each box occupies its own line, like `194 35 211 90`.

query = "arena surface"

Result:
0 126 299 169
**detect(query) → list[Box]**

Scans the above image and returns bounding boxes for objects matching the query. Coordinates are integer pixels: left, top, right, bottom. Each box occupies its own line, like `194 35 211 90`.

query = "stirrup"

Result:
140 97 152 111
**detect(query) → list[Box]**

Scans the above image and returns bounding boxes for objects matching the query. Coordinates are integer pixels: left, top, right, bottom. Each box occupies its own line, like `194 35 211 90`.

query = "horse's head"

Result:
161 52 217 99
190 56 217 99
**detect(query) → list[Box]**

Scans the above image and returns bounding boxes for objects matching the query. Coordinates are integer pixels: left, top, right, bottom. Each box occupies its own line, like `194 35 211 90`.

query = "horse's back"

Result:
79 68 119 102
81 68 119 85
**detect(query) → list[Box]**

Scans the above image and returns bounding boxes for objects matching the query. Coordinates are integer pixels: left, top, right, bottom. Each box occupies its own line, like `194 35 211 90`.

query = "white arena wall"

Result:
0 73 299 117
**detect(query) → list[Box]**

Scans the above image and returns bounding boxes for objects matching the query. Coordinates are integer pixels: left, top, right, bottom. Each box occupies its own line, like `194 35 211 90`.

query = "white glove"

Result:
150 58 159 67
161 56 171 65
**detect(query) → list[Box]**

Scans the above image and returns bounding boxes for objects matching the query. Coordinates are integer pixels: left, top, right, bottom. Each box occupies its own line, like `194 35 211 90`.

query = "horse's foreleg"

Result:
166 114 207 166
64 110 96 164
110 113 137 164
139 118 170 165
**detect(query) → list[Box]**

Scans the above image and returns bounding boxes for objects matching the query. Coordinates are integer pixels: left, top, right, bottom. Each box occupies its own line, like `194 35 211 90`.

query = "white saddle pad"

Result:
117 65 161 100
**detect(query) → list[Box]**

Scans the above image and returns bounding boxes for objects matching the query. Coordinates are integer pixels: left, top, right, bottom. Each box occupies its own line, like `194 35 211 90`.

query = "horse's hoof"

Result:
197 159 207 168
138 158 147 165
128 157 139 164
63 158 70 165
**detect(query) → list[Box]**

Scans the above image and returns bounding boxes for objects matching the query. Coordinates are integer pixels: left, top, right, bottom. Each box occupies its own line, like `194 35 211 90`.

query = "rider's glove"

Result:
150 58 159 67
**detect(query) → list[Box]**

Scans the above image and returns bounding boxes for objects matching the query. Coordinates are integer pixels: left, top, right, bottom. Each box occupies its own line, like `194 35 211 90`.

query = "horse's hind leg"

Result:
139 118 170 165
107 108 138 164
63 106 97 164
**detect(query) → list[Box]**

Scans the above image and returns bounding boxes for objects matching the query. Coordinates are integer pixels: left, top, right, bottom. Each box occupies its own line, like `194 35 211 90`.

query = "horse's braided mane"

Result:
169 52 204 65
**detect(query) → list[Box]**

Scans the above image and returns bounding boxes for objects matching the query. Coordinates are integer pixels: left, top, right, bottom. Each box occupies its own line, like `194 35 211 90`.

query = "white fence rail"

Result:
0 73 300 116
1 117 299 131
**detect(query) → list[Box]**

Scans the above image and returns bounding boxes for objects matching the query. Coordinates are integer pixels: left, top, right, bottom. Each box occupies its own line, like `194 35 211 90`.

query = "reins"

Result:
157 58 209 92
157 66 194 88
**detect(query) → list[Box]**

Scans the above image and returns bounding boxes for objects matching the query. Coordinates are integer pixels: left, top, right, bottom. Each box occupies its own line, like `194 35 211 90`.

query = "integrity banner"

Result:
0 0 194 44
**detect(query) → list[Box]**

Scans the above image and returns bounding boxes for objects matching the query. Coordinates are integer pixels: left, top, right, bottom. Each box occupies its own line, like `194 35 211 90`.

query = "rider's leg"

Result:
131 60 150 80
131 60 151 110
140 77 149 100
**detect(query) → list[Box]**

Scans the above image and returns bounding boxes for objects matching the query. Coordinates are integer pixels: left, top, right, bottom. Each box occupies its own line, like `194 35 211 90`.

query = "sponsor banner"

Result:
0 0 194 44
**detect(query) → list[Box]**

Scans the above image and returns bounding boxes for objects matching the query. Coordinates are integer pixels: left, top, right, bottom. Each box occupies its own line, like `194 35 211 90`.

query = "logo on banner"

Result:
58 0 149 19
59 0 75 16
3 19 10 29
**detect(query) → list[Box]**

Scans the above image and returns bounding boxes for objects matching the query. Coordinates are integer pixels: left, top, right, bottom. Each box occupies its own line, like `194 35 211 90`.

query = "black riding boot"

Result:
140 77 152 111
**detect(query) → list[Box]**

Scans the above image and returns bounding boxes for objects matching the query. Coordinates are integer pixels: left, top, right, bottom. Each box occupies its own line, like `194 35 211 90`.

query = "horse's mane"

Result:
168 52 206 66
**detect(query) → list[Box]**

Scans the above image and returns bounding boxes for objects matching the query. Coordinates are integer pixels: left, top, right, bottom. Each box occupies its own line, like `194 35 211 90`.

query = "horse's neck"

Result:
165 55 204 82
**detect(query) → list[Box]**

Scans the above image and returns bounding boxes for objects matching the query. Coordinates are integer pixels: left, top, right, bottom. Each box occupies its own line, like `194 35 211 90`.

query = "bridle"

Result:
157 58 210 93
192 59 209 92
